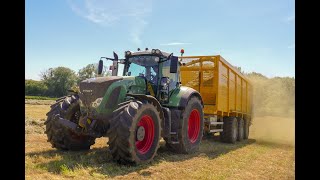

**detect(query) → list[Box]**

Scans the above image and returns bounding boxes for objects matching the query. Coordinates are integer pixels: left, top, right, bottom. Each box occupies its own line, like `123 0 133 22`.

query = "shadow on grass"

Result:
26 137 256 178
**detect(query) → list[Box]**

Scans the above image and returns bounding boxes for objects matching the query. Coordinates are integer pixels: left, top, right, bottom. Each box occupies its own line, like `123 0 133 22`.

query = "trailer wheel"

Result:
165 97 204 153
107 100 161 164
243 118 250 139
220 116 238 143
237 117 244 141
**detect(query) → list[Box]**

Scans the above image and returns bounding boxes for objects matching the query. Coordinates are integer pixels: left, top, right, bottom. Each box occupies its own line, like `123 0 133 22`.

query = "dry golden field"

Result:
25 100 294 179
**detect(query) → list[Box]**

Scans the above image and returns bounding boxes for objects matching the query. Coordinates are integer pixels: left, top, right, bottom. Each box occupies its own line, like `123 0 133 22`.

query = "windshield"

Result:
127 55 160 84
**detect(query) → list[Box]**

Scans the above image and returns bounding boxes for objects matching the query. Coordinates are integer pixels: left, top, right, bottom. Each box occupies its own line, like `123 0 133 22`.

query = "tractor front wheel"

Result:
107 100 161 164
45 95 96 150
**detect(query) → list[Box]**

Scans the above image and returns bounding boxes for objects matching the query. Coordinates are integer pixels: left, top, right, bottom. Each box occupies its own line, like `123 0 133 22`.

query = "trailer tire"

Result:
243 118 250 139
45 95 96 150
165 97 204 153
107 100 161 164
237 117 244 141
220 116 238 143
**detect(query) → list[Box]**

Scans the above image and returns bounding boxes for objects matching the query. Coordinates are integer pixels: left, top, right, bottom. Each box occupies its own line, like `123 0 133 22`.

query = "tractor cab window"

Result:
162 60 179 90
126 56 159 84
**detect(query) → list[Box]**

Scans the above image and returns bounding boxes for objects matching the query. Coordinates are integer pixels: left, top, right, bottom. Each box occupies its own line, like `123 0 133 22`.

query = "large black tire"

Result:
237 117 244 141
45 95 96 150
220 116 238 143
165 97 204 154
243 118 250 139
107 100 161 164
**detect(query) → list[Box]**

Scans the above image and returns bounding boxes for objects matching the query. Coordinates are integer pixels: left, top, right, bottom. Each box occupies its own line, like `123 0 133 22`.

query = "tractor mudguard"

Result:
126 93 166 137
164 86 203 109
126 93 165 121
178 88 203 109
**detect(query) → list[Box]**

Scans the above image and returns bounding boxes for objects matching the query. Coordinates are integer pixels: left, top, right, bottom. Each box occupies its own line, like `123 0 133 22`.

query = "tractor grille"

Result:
79 76 123 107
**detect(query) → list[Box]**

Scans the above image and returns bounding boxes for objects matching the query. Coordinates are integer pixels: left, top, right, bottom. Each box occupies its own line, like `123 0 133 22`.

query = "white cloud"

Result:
67 0 153 45
288 43 295 49
160 42 192 46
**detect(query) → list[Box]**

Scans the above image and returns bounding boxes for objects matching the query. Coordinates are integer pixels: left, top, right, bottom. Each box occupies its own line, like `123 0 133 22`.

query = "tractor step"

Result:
168 132 179 144
170 141 179 144
210 122 223 125
209 129 223 133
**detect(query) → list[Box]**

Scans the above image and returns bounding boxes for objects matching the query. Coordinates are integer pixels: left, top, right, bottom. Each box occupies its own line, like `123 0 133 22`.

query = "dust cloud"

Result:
247 73 295 145
250 116 294 145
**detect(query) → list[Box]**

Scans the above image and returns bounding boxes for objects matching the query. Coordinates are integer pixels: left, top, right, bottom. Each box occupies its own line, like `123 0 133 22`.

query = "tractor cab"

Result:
98 49 180 104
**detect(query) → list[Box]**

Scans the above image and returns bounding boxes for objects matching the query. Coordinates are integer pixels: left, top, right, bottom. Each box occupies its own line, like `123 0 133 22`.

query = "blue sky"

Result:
26 0 294 80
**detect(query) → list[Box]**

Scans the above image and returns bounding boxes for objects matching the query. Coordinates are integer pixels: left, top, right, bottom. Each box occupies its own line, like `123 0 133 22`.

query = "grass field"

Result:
25 96 57 100
25 100 295 179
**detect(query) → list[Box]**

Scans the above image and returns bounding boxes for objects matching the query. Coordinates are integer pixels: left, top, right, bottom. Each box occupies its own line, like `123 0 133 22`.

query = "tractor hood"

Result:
79 76 147 118
79 76 123 107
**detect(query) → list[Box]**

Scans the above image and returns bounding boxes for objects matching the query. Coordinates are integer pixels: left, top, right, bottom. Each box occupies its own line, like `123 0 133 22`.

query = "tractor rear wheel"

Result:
237 117 244 141
220 116 238 143
45 95 96 150
165 97 204 154
243 118 250 139
107 100 161 164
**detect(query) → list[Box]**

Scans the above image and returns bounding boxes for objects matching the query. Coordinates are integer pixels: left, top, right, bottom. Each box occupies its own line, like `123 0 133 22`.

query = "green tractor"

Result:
45 49 204 164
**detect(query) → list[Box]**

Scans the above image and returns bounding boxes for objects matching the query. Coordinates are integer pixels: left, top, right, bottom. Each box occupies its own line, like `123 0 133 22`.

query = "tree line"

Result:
26 65 295 117
25 64 109 97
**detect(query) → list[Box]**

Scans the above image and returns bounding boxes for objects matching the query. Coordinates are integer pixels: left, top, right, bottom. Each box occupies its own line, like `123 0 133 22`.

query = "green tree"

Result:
246 72 267 79
77 63 110 84
41 67 78 97
25 79 48 96
78 64 96 83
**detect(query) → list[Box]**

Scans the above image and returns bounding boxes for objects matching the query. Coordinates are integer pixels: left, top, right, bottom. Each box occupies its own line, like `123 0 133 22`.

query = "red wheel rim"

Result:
136 115 155 154
188 109 200 143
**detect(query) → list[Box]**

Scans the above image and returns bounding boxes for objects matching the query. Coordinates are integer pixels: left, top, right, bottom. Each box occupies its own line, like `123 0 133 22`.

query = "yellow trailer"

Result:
179 55 252 142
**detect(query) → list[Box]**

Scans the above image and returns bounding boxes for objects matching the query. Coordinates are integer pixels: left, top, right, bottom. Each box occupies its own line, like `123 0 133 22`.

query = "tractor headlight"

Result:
125 51 132 57
91 98 103 108
151 49 162 55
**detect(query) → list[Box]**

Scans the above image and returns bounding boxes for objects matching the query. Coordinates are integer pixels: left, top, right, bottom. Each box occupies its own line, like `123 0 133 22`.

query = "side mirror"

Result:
170 56 178 73
98 60 103 75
